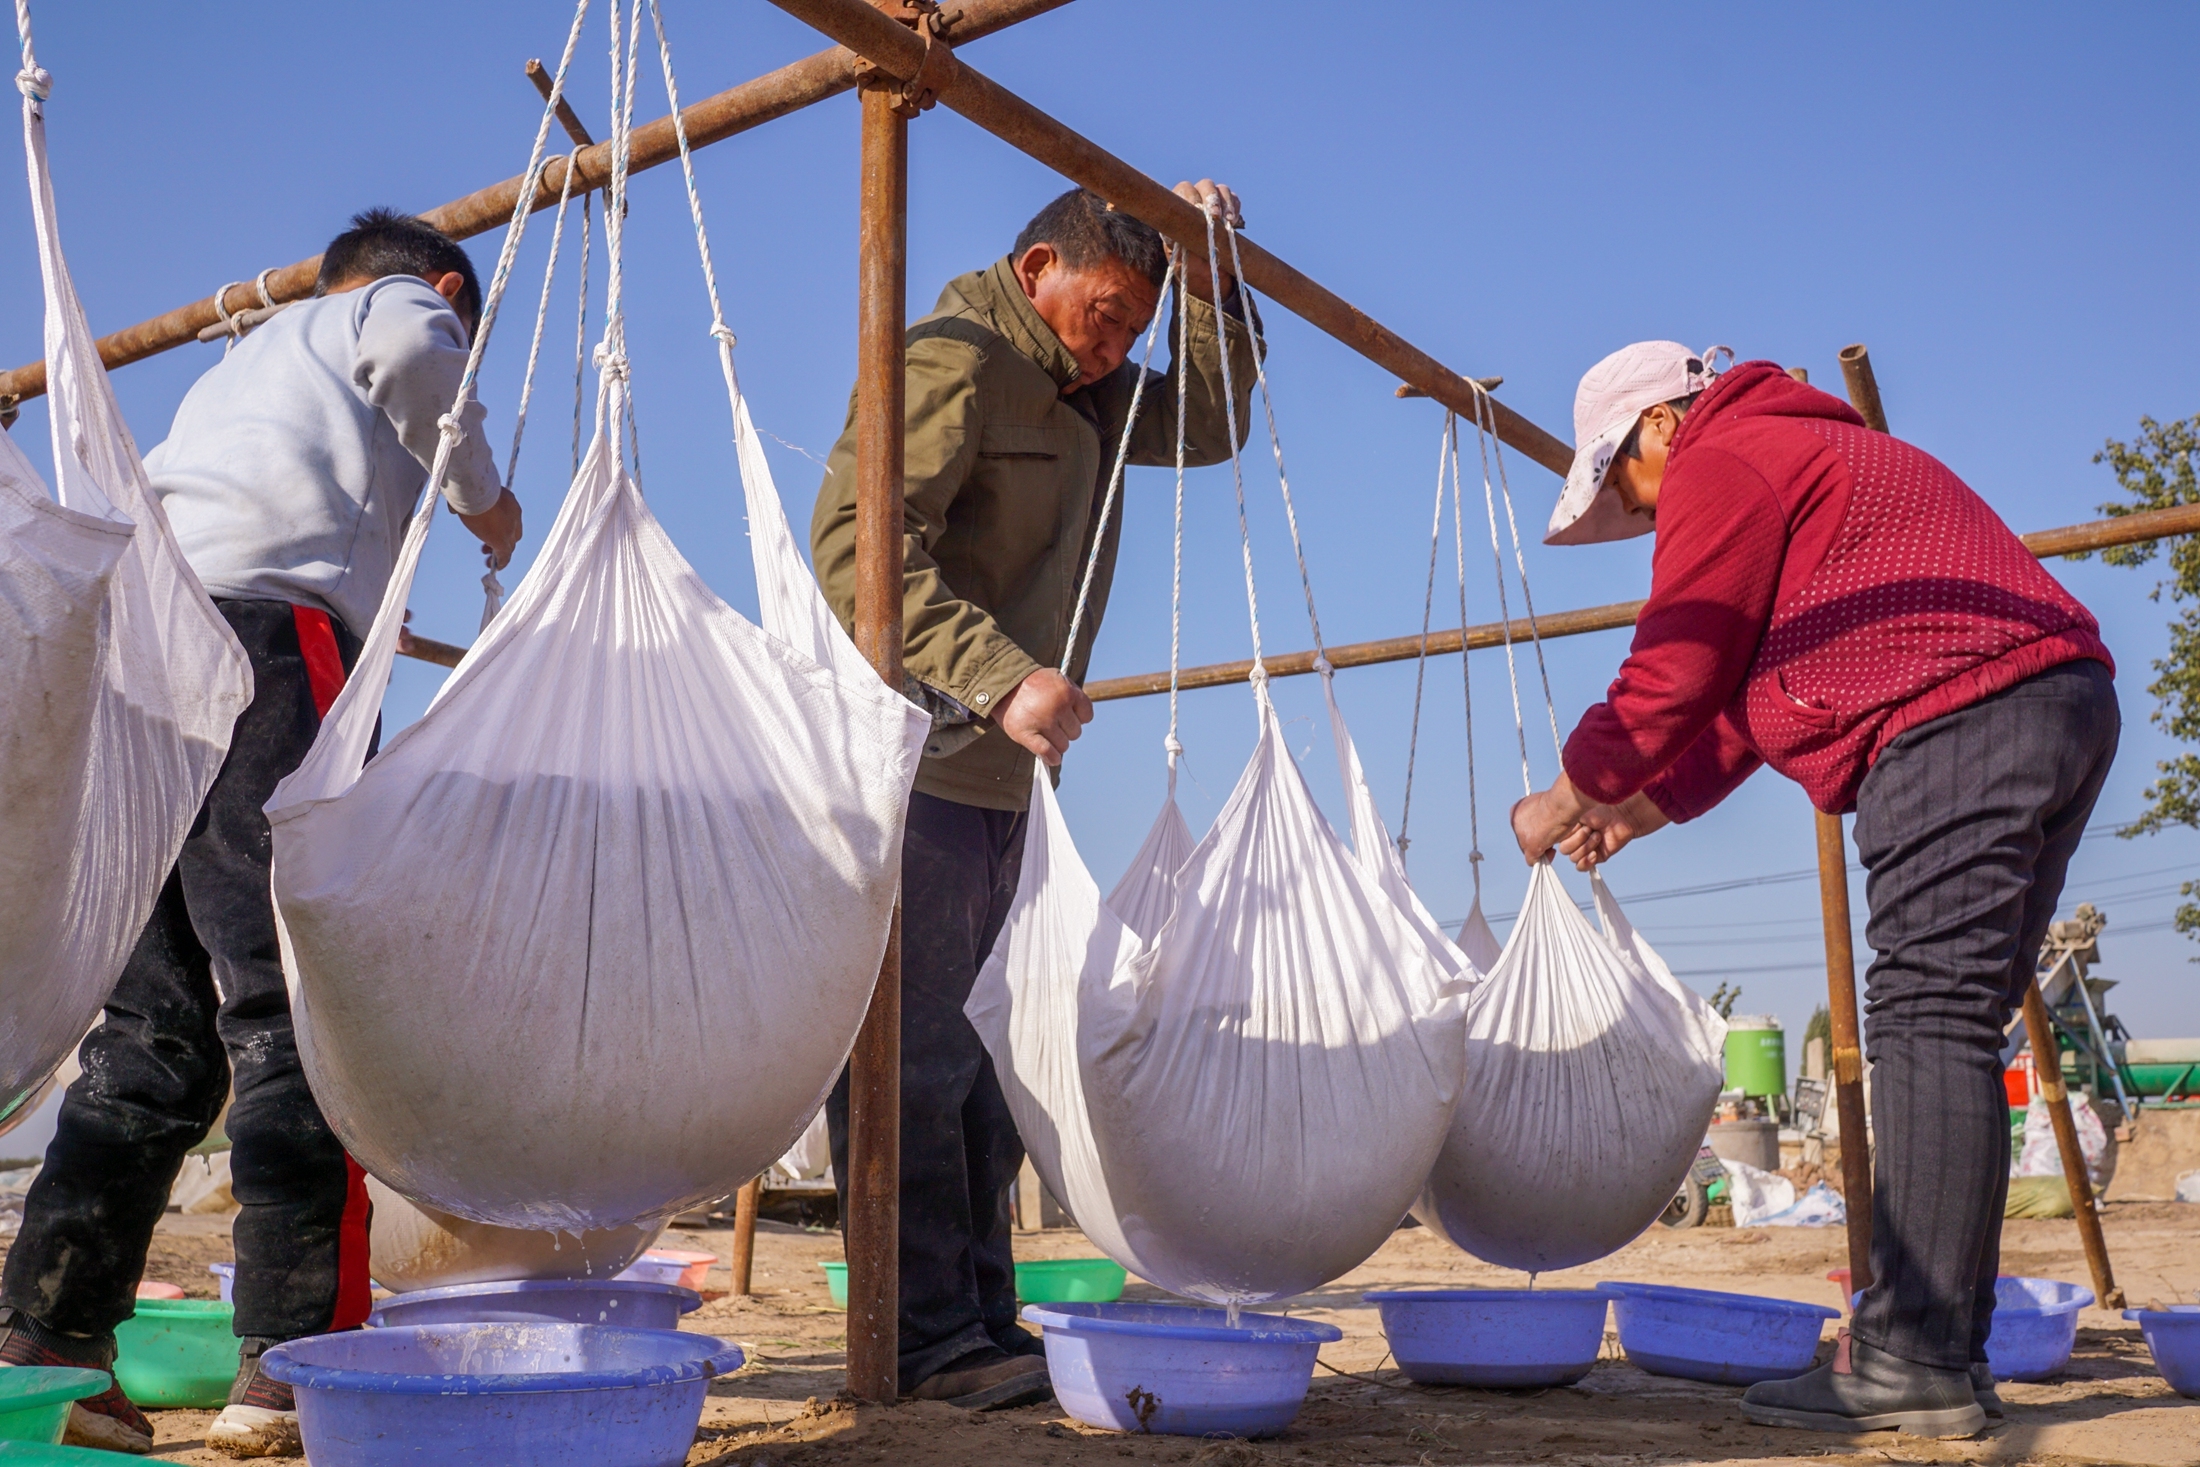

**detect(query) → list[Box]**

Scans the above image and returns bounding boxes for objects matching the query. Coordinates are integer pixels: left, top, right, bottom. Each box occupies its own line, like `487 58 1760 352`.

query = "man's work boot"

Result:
0 1307 154 1454
205 1338 301 1459
1740 1330 1986 1439
907 1346 1052 1411
1971 1361 2006 1420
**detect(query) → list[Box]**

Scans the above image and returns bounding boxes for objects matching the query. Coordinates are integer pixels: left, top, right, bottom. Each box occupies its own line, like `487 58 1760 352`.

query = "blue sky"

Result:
2 0 2196 1094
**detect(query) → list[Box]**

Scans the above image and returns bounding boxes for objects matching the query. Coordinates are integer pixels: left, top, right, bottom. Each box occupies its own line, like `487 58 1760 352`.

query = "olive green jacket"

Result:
812 256 1261 811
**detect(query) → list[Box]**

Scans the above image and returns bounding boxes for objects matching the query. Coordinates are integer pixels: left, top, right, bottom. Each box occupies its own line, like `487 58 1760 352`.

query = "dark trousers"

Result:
1 600 374 1344
1848 659 2118 1370
827 789 1033 1393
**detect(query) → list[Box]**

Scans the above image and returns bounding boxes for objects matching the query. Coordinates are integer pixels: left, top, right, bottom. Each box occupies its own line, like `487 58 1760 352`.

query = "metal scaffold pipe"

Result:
761 0 1575 477
0 0 1073 409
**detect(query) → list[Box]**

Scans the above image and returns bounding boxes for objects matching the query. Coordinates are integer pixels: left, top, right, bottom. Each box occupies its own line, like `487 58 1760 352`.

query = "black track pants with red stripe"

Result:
1 600 375 1343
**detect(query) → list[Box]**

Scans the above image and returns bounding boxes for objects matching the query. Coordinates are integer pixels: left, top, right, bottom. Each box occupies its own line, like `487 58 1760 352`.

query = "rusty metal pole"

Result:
730 1176 765 1296
2018 984 2125 1307
844 57 910 1408
0 0 1071 408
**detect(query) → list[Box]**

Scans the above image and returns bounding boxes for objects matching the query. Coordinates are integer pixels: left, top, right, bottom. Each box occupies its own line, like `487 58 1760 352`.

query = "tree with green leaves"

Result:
2085 413 2200 941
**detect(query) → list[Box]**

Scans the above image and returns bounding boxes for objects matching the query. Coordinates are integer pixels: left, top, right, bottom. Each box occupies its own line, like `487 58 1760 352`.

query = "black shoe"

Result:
907 1347 1052 1411
1970 1361 2005 1420
993 1324 1046 1359
1740 1331 1985 1439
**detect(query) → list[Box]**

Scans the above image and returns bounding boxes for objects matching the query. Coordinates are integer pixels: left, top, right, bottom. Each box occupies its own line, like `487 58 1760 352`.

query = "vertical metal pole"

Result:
2019 983 2124 1307
1788 363 1878 1291
730 1176 764 1296
845 71 909 1407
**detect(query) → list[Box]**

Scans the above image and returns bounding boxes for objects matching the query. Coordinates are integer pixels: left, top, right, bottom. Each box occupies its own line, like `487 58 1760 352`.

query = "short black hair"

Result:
1012 188 1168 287
316 208 482 325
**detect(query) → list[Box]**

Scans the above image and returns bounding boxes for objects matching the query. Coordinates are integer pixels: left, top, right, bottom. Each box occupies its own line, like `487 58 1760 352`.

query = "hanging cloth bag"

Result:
265 2 927 1231
967 217 1470 1303
0 7 252 1115
1408 394 1726 1272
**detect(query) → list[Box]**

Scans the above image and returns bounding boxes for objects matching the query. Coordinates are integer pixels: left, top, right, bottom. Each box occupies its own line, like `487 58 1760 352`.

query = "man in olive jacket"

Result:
812 183 1258 1408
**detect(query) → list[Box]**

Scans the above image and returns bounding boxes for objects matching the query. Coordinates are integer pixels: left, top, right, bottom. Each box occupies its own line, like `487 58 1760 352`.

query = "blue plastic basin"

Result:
1363 1290 1607 1387
1598 1282 1837 1384
1982 1277 2091 1382
2122 1304 2200 1397
1021 1302 1340 1439
365 1280 702 1332
260 1323 741 1466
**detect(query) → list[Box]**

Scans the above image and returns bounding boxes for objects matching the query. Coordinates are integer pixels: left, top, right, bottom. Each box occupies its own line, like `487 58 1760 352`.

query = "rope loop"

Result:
252 267 278 310
1313 655 1334 677
435 412 464 444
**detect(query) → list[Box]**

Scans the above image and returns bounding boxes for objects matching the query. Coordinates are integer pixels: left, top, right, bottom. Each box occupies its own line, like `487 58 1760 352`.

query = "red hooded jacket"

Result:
1561 361 2112 818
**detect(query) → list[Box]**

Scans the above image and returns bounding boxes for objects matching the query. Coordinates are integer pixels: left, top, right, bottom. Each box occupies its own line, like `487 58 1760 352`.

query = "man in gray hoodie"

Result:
0 209 517 1458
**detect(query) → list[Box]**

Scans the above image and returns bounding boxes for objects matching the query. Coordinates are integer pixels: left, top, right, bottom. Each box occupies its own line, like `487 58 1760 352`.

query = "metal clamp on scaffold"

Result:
852 0 957 119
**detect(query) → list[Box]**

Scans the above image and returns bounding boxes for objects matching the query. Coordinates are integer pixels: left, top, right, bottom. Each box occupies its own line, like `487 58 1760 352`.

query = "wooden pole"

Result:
2019 983 2125 1308
0 0 1072 408
761 0 1574 476
843 61 909 1408
1816 808 1875 1290
730 1176 765 1297
1785 363 1875 1291
1075 501 2200 703
1840 343 2123 1311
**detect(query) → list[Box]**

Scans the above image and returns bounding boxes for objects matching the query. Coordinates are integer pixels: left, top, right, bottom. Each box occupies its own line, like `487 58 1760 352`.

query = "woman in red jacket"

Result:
1512 343 2118 1439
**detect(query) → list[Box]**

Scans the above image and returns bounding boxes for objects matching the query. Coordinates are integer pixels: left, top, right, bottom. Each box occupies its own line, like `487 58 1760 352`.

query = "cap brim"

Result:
1545 422 1657 546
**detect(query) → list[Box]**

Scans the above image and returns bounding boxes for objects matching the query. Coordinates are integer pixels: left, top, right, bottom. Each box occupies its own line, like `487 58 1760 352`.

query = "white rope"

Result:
603 0 645 480
571 189 593 477
1223 222 1327 675
1166 245 1192 797
1200 203 1267 710
503 148 585 492
1471 389 1564 763
398 0 591 585
1396 415 1450 864
12 0 47 110
1473 390 1535 797
1447 414 1485 898
1058 255 1177 676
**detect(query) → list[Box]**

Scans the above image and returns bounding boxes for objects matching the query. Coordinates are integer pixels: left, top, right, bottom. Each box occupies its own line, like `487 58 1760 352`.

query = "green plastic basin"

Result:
1015 1259 1127 1304
112 1299 236 1408
0 1443 139 1461
822 1262 847 1306
0 1368 109 1445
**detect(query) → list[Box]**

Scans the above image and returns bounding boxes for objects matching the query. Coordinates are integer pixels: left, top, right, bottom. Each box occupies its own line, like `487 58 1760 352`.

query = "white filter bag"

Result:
969 702 1471 1303
1414 864 1725 1271
366 1176 663 1293
267 377 927 1231
0 66 250 1113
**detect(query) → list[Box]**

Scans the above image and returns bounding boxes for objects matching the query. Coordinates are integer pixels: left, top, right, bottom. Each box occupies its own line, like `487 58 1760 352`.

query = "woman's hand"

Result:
1511 773 1590 864
1555 791 1671 871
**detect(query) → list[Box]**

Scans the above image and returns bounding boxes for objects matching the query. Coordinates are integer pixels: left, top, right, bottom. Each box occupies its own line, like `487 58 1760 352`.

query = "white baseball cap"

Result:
1544 341 1724 546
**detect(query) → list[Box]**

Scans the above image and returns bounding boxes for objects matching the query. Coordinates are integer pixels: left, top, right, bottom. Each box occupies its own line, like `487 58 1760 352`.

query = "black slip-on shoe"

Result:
907 1347 1053 1411
1740 1330 1985 1439
1971 1361 2006 1420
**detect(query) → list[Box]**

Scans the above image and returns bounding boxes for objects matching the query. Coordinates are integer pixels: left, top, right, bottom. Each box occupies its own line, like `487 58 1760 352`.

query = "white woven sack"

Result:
266 369 927 1231
969 701 1471 1304
1415 863 1725 1271
0 46 250 1115
365 1176 663 1293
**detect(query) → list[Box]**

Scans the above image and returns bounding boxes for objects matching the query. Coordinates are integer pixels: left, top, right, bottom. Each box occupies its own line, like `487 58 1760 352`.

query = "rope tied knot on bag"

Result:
14 64 46 101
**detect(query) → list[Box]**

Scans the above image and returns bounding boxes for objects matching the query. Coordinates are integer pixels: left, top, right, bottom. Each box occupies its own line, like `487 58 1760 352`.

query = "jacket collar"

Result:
958 256 1082 392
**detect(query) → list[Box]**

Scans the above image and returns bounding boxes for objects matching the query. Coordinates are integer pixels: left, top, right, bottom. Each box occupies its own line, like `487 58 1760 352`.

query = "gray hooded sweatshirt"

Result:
145 274 503 639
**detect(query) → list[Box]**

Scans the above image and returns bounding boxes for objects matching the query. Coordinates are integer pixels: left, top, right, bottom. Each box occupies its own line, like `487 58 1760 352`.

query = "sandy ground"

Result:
55 1198 2195 1466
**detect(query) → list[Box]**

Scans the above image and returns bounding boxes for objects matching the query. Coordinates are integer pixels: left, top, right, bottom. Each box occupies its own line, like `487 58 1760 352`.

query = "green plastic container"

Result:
822 1262 847 1307
0 1369 109 1445
1723 1016 1786 1099
1015 1259 1126 1304
112 1299 236 1408
0 1443 139 1462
